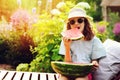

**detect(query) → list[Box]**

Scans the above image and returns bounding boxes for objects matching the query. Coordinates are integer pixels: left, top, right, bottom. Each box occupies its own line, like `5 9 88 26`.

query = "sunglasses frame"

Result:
69 18 84 25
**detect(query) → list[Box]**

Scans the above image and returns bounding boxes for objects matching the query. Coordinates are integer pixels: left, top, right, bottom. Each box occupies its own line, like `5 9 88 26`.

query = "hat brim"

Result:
68 15 93 21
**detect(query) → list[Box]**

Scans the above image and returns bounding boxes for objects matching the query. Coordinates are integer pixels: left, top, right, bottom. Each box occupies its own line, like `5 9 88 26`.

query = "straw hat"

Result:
68 8 92 20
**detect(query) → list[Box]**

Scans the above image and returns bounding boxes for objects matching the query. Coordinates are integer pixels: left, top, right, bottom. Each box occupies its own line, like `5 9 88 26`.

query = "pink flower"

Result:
97 26 106 33
113 22 120 35
11 9 31 31
96 21 108 34
10 9 31 30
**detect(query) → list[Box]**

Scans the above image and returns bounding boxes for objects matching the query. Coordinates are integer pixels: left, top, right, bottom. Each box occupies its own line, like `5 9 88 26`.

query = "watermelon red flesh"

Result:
51 61 93 77
61 28 84 40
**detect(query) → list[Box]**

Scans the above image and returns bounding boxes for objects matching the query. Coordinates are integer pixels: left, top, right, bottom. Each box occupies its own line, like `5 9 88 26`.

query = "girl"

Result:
59 8 106 80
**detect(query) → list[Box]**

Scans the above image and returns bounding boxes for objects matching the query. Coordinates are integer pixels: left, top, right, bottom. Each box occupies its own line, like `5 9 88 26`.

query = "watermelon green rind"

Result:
70 36 83 41
51 61 93 77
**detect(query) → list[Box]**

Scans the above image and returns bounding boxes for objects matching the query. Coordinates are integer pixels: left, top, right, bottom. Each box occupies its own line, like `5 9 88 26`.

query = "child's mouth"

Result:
77 27 80 29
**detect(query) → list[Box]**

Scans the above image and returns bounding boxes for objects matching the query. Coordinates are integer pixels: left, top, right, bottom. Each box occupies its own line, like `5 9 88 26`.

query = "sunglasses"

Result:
69 18 84 25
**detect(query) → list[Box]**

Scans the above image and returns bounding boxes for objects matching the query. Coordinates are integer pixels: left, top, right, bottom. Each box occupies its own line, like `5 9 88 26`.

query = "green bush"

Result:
16 63 29 71
0 38 9 63
28 33 64 72
100 11 120 42
25 15 64 72
0 31 35 67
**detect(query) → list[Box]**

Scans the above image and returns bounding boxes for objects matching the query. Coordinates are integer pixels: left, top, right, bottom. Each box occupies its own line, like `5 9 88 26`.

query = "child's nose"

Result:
74 21 79 24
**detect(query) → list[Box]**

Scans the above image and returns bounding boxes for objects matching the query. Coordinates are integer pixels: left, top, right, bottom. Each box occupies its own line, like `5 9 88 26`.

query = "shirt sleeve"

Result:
91 37 106 60
59 40 65 55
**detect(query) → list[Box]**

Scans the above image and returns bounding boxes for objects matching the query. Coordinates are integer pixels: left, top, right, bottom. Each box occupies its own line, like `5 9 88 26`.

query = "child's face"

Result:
68 17 85 32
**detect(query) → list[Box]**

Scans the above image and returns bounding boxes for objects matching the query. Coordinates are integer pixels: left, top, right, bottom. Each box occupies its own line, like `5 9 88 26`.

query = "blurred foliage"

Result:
0 30 35 67
76 0 102 21
0 0 37 22
16 1 74 72
17 12 65 72
94 21 109 42
0 0 18 21
0 3 36 67
16 63 29 71
108 11 120 42
0 0 102 22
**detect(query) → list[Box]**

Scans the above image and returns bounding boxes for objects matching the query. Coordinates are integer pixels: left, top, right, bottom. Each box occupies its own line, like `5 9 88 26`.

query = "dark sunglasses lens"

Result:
69 20 75 25
78 18 84 23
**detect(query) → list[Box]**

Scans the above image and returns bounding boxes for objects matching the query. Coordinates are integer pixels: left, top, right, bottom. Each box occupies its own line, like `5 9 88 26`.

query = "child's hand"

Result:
91 60 99 72
63 37 72 47
63 37 72 62
92 60 99 67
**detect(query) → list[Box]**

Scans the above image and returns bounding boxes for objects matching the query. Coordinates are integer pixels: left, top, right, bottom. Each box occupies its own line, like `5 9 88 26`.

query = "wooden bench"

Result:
0 70 58 80
1 70 119 80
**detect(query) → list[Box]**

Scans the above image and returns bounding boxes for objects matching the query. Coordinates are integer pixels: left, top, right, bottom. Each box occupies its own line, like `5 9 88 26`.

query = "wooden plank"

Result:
0 70 58 80
13 71 24 80
48 73 56 80
0 71 8 80
22 72 31 80
30 72 39 80
54 74 59 80
40 73 47 80
3 71 15 80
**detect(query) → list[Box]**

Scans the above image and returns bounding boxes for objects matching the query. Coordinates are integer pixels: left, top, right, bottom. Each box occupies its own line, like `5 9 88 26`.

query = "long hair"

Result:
66 18 94 41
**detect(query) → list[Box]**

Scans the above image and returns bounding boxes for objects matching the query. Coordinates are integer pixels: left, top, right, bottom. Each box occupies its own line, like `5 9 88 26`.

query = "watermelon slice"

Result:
51 61 93 77
61 28 84 40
